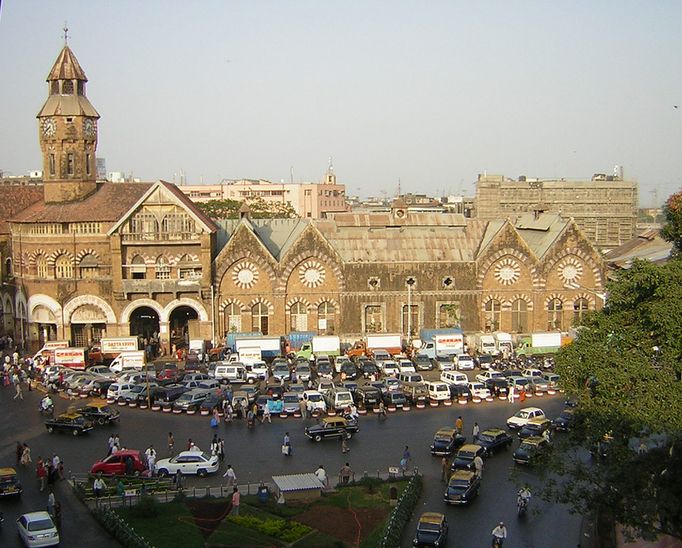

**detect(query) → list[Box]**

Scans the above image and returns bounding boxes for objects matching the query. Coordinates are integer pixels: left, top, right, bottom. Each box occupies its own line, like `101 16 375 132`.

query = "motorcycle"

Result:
517 496 529 517
492 537 504 548
39 402 54 415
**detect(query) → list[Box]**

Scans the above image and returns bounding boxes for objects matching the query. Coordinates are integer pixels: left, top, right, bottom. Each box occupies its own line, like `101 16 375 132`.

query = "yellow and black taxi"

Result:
513 435 550 465
430 427 466 456
77 401 121 425
305 416 359 442
413 512 448 547
451 444 485 471
518 417 552 440
443 469 481 505
552 408 575 432
45 409 95 436
0 467 22 497
476 428 513 456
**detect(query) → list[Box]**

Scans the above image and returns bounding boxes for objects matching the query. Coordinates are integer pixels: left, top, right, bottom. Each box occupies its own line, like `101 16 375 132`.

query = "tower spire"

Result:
63 22 69 45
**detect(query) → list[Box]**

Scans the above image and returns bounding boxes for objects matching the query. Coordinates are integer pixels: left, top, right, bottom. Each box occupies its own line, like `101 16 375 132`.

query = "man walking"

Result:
13 380 23 400
455 416 463 434
223 464 237 486
441 456 450 483
474 454 484 478
283 432 292 456
339 462 353 485
472 422 480 441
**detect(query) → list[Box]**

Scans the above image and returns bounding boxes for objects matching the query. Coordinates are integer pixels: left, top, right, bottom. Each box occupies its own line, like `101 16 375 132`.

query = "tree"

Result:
195 198 298 220
545 258 682 540
661 191 682 254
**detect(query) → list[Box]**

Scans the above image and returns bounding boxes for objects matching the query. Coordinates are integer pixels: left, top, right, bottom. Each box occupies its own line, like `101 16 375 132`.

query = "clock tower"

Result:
37 40 100 203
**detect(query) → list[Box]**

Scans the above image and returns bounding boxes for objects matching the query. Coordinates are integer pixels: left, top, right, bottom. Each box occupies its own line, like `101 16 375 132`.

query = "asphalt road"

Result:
0 379 580 547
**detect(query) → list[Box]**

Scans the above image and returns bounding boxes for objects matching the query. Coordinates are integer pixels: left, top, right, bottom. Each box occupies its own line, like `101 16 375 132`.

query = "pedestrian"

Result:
51 454 61 475
299 398 307 419
282 432 292 456
543 428 551 443
261 403 271 424
472 422 480 442
168 432 175 455
21 443 32 466
339 462 353 485
145 445 157 473
13 381 23 399
93 473 107 497
225 402 233 423
16 441 23 464
211 408 220 427
113 434 120 450
223 464 237 486
378 400 387 419
231 487 240 515
47 490 56 516
455 416 463 434
519 387 526 402
217 438 225 463
37 458 47 491
314 465 328 488
46 463 57 489
107 434 115 456
174 469 183 490
341 435 349 454
473 454 483 478
187 438 195 451
508 385 515 403
441 456 450 483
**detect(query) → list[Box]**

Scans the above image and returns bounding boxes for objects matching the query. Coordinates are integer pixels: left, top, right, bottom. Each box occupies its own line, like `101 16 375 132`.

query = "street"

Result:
0 382 580 547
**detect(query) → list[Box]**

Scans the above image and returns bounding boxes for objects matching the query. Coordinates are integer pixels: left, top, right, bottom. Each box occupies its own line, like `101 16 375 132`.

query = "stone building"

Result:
0 42 606 351
475 172 638 250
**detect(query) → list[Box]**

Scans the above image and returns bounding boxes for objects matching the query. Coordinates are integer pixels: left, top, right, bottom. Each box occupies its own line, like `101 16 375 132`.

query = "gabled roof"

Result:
11 183 152 224
107 181 219 235
47 46 87 81
215 218 308 261
513 213 568 259
0 186 44 234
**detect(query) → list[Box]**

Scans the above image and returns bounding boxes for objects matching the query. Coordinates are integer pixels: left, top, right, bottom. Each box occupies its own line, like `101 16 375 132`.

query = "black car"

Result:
451 444 485 471
449 384 472 400
383 390 407 407
316 362 334 379
341 381 359 395
430 428 466 456
513 436 551 464
552 408 575 432
305 417 359 442
518 418 552 440
369 380 388 395
340 362 359 380
484 378 509 397
414 355 433 371
153 383 188 403
355 385 382 408
45 411 94 436
443 470 481 505
476 428 513 456
87 378 116 397
76 402 120 425
359 362 379 379
413 512 448 547
200 393 225 412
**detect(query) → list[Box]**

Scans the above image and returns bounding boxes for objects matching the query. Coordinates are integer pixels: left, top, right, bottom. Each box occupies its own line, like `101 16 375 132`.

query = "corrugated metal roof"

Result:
272 473 323 492
514 213 566 259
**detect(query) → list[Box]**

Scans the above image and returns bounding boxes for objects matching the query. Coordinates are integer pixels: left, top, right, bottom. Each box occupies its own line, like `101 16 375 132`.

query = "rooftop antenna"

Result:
397 177 401 198
63 22 69 45
290 166 294 184
328 156 334 172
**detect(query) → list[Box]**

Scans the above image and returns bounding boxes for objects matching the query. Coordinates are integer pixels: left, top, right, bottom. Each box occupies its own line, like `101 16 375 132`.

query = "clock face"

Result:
42 118 56 138
83 118 96 138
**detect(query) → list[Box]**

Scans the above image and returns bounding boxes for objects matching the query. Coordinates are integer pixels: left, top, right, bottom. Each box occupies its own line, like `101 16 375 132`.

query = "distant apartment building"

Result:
179 168 348 219
475 170 638 249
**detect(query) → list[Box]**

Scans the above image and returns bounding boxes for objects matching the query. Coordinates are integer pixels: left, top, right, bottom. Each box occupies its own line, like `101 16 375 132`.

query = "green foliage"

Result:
661 191 682 254
357 475 382 493
227 514 311 542
94 507 153 548
378 473 422 548
131 495 160 518
195 197 298 220
549 254 682 541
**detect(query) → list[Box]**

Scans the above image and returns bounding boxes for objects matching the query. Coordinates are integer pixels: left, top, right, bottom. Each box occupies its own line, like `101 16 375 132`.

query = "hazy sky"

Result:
1 1 681 205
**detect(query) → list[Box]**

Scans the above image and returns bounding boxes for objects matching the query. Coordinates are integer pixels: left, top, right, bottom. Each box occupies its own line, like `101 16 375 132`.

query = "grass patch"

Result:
291 530 346 547
241 494 310 517
208 519 285 547
360 521 388 548
117 502 205 547
320 480 407 510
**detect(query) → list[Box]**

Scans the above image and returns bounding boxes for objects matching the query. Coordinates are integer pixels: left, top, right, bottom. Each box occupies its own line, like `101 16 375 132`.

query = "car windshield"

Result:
478 433 496 443
283 395 299 404
458 451 475 459
28 518 54 531
449 479 470 488
337 393 352 402
177 394 192 402
417 522 441 533
308 394 322 402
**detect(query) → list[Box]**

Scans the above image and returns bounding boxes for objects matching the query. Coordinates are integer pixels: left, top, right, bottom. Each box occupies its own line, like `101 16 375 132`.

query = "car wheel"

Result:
314 434 322 442
197 468 207 478
73 429 79 436
346 432 352 440
247 378 255 384
47 426 54 434
158 469 169 477
97 417 107 426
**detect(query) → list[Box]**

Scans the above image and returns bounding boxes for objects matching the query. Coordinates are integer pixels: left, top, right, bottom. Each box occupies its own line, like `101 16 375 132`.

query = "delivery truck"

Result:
235 336 283 361
95 337 139 365
295 335 341 360
417 328 464 359
32 340 70 368
348 333 403 359
109 350 147 373
516 332 562 356
53 347 90 370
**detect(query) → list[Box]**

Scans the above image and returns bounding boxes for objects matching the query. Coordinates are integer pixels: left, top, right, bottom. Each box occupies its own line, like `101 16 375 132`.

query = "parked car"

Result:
305 416 359 442
522 368 543 379
507 407 546 429
518 417 552 439
355 385 382 408
414 354 433 371
385 377 401 392
397 359 416 374
513 436 551 465
316 362 334 379
456 354 475 371
380 360 400 376
172 388 210 411
426 381 451 401
403 383 429 405
200 393 225 413
155 451 219 477
0 466 22 497
86 365 114 378
449 383 472 401
282 392 302 414
476 428 513 456
153 384 189 403
434 355 455 372
542 372 561 389
45 411 94 436
552 408 575 432
484 377 509 397
359 361 379 379
295 364 312 382
91 449 147 476
16 511 59 547
430 427 466 456
76 402 120 425
383 390 407 408
475 370 505 384
451 444 485 471
443 469 481 505
475 354 493 370
440 371 468 386
467 382 491 399
302 390 327 413
413 512 448 547
340 362 359 380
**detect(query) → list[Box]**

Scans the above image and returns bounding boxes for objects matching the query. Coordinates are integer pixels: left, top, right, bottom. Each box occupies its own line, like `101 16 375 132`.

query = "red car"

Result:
90 450 147 476
157 367 181 383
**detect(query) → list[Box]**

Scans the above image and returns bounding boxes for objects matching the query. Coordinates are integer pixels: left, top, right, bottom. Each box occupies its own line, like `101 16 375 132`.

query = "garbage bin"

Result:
258 484 269 504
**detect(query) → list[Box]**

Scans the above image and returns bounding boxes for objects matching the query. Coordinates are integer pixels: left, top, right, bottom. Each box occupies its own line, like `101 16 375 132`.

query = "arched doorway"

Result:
169 306 198 350
129 306 160 340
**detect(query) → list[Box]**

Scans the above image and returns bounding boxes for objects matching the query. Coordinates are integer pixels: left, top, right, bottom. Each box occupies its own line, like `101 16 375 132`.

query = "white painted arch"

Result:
120 299 165 325
165 298 209 322
63 294 117 325
27 294 62 326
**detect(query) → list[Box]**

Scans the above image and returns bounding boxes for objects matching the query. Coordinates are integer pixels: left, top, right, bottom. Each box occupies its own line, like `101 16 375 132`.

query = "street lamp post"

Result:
406 278 416 340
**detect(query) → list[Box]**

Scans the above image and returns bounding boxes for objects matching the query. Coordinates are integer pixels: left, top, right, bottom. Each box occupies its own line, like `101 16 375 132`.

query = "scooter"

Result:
39 402 54 415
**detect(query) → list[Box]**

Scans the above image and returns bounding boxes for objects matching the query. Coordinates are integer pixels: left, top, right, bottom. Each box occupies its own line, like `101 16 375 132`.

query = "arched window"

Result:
484 299 501 332
79 254 99 279
155 256 170 280
223 303 241 333
318 301 336 335
364 305 383 333
36 255 49 278
55 254 73 279
511 299 528 333
251 303 269 335
290 302 308 332
131 255 146 280
573 298 589 324
547 298 563 330
5 257 12 277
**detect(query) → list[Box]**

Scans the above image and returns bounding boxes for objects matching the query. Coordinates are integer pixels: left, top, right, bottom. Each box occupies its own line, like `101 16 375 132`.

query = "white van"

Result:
107 382 135 400
109 351 146 373
326 389 353 411
427 381 451 401
214 363 246 383
440 371 469 386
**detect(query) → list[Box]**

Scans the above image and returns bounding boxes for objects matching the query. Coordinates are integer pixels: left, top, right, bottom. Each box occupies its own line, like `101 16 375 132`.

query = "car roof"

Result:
521 407 543 413
527 417 551 425
435 427 456 437
450 469 475 481
21 511 54 521
522 436 546 446
0 467 17 475
481 428 506 436
459 444 482 452
81 401 109 409
418 512 445 524
58 412 83 419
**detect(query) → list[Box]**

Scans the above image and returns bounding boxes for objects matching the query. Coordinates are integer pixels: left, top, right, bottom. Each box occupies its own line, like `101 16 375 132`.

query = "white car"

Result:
467 382 491 399
107 382 136 400
380 360 399 376
302 390 327 412
426 381 451 401
385 377 401 391
456 354 475 370
315 380 335 397
435 356 455 371
522 368 543 379
155 451 220 477
507 407 546 429
475 370 505 384
397 359 416 374
16 511 60 547
86 365 114 378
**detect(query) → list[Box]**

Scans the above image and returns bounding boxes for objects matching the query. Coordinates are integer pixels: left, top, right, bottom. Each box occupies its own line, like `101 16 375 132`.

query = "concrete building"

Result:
475 172 638 250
